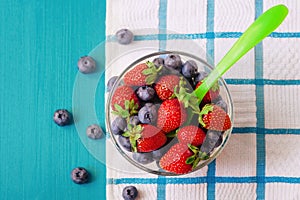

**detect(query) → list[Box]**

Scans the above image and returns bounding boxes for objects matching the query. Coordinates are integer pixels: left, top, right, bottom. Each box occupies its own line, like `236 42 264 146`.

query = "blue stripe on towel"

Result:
255 1 266 199
157 0 167 199
206 0 216 200
106 31 300 42
108 176 300 185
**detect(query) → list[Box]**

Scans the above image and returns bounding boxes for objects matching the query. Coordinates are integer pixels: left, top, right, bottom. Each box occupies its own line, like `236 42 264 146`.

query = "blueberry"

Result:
136 86 155 101
132 152 154 164
122 186 138 200
86 124 103 139
153 57 165 67
116 29 134 45
53 109 72 126
118 135 132 152
214 135 223 148
107 76 118 92
214 97 228 112
77 56 96 74
164 54 182 72
200 130 222 154
129 115 140 126
138 103 157 124
71 167 89 184
182 60 198 78
194 71 208 84
152 137 178 161
111 117 127 135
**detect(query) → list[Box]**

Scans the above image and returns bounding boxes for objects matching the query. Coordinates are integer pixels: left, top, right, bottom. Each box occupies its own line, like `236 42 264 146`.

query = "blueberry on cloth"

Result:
118 135 132 152
53 109 72 126
182 60 198 78
136 85 155 101
138 103 158 124
132 152 154 165
111 116 127 135
77 56 96 74
164 54 182 72
86 124 103 139
71 167 89 184
122 185 138 200
107 76 118 92
116 29 134 45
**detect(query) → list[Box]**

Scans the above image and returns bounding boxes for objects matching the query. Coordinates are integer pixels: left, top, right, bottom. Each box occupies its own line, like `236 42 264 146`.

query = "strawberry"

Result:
111 85 140 116
123 124 167 152
177 125 206 146
154 74 180 100
123 61 161 86
157 99 187 133
199 104 231 131
195 81 220 103
159 143 194 174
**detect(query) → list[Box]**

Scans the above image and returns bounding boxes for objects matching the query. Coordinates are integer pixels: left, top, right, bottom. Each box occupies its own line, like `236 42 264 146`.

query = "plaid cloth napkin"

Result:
104 0 300 199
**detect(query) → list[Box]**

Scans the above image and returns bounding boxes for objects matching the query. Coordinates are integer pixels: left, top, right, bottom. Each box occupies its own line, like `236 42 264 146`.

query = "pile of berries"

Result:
108 53 232 175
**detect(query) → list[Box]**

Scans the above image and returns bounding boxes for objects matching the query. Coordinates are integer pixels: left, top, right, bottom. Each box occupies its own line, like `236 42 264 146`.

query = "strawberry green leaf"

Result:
198 151 209 160
166 130 177 138
133 133 142 140
130 136 137 152
192 157 201 169
186 155 196 164
122 132 131 137
188 144 199 154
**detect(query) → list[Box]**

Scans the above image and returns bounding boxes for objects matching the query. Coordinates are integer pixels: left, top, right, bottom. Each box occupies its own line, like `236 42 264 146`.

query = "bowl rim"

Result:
106 50 234 176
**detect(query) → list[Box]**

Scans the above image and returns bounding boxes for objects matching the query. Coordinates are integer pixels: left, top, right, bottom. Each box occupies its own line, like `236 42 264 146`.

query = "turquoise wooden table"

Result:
0 0 106 199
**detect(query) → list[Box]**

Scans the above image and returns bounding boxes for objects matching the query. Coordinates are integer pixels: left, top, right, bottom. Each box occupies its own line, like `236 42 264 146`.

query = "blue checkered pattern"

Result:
106 0 300 199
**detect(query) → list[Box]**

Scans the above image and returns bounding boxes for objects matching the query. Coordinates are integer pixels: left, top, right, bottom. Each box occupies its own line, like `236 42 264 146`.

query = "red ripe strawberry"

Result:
154 74 180 100
157 99 187 133
159 143 193 174
195 81 220 103
123 62 161 86
177 125 206 146
199 104 231 131
136 124 167 152
110 85 139 112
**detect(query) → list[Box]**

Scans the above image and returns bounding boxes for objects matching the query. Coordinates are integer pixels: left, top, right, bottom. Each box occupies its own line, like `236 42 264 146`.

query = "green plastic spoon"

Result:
194 4 288 101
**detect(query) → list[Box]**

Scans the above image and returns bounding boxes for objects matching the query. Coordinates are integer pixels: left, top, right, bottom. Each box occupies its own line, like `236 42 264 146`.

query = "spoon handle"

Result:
194 4 288 101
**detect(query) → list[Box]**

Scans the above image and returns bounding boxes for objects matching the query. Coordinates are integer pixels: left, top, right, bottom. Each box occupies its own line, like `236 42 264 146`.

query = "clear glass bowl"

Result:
106 51 233 176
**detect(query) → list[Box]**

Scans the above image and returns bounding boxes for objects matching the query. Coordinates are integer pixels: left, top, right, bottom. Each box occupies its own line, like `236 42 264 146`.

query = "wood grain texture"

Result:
0 0 106 199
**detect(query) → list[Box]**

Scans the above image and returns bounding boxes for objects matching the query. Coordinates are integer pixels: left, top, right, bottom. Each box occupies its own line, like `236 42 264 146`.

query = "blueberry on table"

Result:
132 152 154 165
164 54 182 72
136 85 155 101
111 116 127 135
122 185 138 200
77 56 96 74
116 29 134 45
107 76 118 92
86 124 103 139
118 135 132 152
71 167 89 184
138 103 158 124
182 60 198 78
53 109 72 126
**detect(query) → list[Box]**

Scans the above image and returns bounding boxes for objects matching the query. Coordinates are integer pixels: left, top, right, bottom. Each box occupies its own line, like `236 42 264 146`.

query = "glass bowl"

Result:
106 51 233 176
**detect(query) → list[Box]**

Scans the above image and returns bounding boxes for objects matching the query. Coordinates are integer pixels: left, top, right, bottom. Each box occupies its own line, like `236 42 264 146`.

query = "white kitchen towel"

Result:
105 0 300 199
